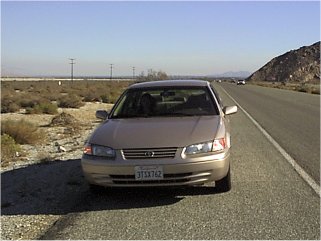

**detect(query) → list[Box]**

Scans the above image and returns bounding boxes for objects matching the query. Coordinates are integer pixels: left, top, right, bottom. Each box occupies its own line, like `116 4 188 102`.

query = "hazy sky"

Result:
1 1 320 77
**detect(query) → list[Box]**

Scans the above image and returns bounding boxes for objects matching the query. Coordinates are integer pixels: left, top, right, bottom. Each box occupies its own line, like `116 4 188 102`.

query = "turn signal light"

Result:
212 138 226 152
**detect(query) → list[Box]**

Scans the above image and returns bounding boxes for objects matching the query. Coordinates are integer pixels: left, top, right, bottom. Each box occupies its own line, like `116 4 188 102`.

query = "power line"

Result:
110 64 113 80
69 58 75 82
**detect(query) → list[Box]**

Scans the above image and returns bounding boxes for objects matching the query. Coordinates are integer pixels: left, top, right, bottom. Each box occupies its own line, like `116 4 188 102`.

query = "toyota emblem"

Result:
145 151 154 157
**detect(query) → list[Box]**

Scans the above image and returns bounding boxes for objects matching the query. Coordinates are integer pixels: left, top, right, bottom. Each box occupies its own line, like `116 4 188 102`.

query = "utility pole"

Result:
132 66 135 80
69 58 75 82
110 64 113 80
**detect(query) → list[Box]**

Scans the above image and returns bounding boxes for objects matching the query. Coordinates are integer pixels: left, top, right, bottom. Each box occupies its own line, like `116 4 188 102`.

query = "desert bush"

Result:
50 112 79 126
100 94 109 103
137 70 168 82
1 134 21 166
296 83 309 93
18 94 49 109
2 80 132 110
37 151 53 164
1 119 45 144
311 88 320 95
297 87 308 93
58 94 84 108
1 97 20 113
109 91 120 103
46 93 62 101
26 103 58 114
250 81 320 95
50 112 81 134
83 91 102 102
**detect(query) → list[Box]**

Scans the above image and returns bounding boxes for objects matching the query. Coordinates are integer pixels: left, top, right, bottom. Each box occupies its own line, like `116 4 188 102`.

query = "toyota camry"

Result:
81 80 237 192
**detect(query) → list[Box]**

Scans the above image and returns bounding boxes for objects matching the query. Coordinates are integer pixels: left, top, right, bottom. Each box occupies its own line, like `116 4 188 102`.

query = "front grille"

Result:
122 147 177 160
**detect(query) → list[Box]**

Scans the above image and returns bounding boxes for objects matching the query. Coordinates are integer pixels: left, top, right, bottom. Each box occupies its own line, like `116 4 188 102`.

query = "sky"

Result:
1 0 320 77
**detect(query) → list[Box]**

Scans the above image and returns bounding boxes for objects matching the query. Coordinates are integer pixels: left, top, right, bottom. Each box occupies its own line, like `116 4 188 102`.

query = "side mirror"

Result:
96 110 109 120
223 105 238 115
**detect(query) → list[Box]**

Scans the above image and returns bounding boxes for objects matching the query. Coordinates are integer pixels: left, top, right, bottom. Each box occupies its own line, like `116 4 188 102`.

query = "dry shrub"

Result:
1 119 45 144
100 94 109 103
1 80 132 115
50 112 81 134
83 91 102 102
58 94 84 108
1 90 61 114
108 91 120 103
296 84 308 93
37 151 53 164
250 81 320 95
311 88 320 95
1 134 21 166
26 103 58 114
50 112 78 126
19 94 47 108
1 97 20 113
295 84 320 94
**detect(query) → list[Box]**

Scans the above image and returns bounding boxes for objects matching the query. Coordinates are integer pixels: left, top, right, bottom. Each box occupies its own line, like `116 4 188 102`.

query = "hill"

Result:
247 41 320 83
208 71 251 78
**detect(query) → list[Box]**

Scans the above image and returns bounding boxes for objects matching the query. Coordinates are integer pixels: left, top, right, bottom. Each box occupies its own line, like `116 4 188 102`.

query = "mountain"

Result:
209 71 251 78
247 41 320 83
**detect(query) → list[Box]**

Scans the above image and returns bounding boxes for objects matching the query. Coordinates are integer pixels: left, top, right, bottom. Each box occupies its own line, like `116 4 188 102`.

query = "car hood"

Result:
89 116 222 149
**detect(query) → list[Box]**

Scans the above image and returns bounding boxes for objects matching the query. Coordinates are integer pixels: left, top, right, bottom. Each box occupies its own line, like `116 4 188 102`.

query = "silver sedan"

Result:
81 80 237 192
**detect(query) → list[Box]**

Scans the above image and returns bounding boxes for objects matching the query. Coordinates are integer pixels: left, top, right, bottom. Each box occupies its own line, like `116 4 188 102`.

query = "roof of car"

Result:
129 79 210 89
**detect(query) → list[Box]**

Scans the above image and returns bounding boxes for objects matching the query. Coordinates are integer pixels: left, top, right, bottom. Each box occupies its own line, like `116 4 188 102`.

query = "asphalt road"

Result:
218 82 320 185
41 84 320 240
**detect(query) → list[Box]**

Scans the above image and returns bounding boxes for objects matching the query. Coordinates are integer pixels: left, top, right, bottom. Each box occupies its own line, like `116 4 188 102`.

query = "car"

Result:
81 80 237 192
237 80 246 85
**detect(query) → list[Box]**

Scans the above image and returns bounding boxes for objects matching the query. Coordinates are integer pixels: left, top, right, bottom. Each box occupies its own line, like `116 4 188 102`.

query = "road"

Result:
219 82 320 185
41 83 320 240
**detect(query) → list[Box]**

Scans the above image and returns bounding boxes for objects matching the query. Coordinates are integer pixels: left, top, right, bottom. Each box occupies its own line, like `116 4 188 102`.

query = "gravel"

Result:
1 102 112 240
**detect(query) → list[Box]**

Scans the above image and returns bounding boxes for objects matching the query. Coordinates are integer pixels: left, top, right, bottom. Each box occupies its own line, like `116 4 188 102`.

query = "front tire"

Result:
215 167 231 193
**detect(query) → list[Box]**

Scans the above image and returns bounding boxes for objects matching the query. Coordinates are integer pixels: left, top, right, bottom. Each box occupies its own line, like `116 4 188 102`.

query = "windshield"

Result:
110 86 219 118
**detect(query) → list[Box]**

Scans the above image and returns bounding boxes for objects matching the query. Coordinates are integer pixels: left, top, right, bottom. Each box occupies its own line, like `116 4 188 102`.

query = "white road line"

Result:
221 86 320 197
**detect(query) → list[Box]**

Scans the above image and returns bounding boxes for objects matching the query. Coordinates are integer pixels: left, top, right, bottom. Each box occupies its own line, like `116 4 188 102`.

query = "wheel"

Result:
215 167 231 193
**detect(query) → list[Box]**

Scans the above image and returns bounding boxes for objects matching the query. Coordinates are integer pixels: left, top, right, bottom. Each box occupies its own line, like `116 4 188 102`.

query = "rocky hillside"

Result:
247 41 320 83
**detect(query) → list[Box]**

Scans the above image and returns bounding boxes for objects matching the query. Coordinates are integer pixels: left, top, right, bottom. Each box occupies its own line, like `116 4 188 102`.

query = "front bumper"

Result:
81 148 230 187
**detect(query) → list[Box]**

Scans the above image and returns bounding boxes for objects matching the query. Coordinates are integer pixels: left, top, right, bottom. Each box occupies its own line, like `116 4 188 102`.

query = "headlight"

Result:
83 144 116 158
184 138 226 155
185 141 213 155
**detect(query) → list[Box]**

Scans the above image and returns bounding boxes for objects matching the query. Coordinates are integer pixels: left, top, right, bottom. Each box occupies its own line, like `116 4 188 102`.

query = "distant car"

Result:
237 80 246 85
81 80 237 192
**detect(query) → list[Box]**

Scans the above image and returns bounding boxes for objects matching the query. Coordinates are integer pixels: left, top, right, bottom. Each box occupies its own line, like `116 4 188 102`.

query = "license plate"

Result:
134 166 164 180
